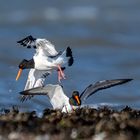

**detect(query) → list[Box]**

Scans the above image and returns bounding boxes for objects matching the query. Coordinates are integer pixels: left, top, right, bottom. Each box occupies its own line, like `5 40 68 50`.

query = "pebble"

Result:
0 107 139 139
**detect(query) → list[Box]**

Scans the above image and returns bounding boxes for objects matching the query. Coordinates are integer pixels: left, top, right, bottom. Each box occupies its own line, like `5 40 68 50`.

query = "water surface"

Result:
0 0 140 111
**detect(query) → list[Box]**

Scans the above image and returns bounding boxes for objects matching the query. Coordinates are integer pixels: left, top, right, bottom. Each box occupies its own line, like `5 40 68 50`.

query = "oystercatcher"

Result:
16 35 74 82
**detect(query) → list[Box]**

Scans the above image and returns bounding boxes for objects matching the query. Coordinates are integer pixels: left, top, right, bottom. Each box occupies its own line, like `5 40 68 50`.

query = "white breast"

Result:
33 55 54 70
49 86 69 109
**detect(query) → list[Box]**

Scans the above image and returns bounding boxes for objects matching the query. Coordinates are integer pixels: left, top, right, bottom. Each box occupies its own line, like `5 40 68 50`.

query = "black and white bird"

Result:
20 79 132 113
16 35 74 82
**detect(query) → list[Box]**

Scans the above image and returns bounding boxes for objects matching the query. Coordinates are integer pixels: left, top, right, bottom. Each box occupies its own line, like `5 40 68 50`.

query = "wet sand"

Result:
0 106 140 140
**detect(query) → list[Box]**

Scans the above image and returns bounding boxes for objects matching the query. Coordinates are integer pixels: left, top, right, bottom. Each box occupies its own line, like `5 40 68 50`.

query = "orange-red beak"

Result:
74 95 81 105
16 68 23 81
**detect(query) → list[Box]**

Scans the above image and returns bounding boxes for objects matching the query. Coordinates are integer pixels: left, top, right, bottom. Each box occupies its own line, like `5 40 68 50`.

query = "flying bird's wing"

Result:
20 84 62 102
21 69 50 102
35 39 59 57
24 69 50 90
17 35 58 57
80 79 132 103
17 35 36 49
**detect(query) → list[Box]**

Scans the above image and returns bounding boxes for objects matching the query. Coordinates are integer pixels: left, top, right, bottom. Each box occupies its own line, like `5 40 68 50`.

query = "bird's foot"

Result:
57 65 66 82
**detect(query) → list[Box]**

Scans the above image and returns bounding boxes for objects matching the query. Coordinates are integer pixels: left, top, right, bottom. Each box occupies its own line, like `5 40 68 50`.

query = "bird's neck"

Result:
26 59 35 69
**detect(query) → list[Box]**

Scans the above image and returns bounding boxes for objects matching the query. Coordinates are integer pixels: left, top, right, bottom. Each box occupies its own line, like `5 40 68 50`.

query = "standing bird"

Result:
16 35 74 82
19 79 132 113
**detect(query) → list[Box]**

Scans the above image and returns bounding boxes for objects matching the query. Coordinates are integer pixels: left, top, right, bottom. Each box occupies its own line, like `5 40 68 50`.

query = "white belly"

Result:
33 55 55 70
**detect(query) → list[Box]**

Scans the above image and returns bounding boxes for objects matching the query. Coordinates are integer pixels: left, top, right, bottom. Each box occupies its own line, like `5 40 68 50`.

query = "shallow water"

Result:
0 0 140 111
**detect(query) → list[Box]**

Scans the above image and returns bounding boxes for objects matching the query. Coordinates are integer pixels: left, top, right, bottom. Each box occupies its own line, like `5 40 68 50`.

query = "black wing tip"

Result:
28 35 36 40
19 91 24 95
123 78 133 82
17 35 36 43
19 90 29 95
68 56 74 66
66 46 74 66
66 46 72 57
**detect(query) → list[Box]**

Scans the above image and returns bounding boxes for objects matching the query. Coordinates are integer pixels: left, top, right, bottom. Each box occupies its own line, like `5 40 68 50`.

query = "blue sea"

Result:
0 0 140 112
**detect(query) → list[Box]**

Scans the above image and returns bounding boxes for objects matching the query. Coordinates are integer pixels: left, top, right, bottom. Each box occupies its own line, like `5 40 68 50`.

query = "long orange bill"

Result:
16 68 23 81
74 95 81 105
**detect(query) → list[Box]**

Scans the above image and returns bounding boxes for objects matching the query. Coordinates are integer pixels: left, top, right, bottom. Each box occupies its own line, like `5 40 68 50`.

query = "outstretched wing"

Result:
17 35 58 57
21 69 50 102
35 39 58 56
80 79 132 103
20 84 61 102
17 35 36 49
24 69 50 90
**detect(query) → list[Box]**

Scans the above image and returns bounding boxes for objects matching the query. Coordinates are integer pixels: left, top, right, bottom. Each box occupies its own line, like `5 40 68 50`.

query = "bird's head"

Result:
19 59 29 69
16 59 34 81
69 91 81 106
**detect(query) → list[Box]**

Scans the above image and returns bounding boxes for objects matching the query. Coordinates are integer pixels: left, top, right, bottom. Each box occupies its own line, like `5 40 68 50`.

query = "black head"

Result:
19 59 28 69
69 91 81 106
72 91 80 97
16 59 34 81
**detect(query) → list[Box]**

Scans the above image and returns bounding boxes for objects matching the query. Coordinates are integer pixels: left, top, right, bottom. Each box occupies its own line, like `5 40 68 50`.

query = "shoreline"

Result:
0 106 140 140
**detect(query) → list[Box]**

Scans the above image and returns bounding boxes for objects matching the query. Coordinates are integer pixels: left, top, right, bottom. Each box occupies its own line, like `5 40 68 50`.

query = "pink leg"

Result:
57 65 66 81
